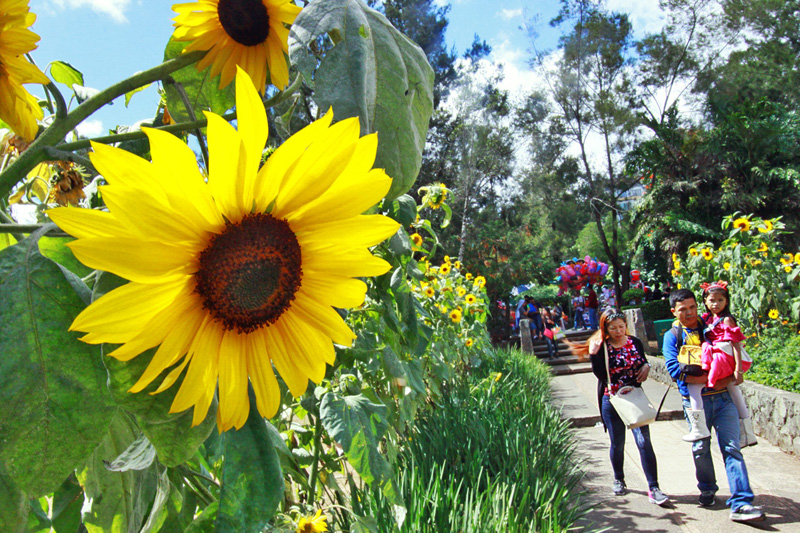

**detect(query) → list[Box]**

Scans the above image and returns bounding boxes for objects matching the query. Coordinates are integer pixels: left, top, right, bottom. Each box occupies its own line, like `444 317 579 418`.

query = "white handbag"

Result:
605 343 656 429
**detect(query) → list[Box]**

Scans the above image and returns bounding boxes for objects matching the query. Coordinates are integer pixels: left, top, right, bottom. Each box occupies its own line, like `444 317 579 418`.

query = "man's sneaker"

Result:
648 488 669 506
698 491 716 507
612 479 627 496
730 504 765 522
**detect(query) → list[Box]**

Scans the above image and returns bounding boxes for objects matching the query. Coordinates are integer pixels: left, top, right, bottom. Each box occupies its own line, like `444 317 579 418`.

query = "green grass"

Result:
352 348 587 532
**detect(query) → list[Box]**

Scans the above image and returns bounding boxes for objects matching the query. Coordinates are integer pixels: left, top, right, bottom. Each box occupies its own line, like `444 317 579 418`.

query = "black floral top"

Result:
590 336 648 396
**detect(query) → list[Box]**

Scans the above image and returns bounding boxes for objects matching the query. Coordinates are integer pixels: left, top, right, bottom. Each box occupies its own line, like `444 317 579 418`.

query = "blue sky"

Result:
25 0 663 137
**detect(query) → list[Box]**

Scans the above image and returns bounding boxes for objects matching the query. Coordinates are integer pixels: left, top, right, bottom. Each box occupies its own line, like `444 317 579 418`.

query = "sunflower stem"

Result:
42 147 95 172
165 77 210 169
43 82 69 120
0 50 206 200
0 223 69 236
307 409 324 505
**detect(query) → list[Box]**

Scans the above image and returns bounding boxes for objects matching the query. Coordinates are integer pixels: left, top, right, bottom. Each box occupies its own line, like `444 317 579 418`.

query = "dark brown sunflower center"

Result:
195 213 302 333
217 0 270 47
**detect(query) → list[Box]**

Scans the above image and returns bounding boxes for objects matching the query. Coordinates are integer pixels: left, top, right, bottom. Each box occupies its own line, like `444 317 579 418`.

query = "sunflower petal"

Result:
296 215 400 249
292 292 356 346
299 274 367 309
171 318 222 415
247 333 281 418
217 331 250 431
48 207 129 239
67 237 194 283
262 325 308 397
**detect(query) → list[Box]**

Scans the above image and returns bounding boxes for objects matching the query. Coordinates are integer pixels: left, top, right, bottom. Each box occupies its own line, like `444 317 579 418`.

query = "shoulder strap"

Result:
603 341 612 388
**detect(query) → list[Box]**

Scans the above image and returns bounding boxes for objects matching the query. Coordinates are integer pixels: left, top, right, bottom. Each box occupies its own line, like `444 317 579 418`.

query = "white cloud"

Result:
606 0 665 37
48 0 132 23
75 118 105 138
499 8 523 21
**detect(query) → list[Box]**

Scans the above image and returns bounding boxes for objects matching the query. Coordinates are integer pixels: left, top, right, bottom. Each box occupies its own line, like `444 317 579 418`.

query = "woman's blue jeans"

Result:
601 394 660 490
545 337 559 358
681 392 755 510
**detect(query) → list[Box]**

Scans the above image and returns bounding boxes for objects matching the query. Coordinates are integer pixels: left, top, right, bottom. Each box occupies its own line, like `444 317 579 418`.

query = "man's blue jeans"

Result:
601 395 660 490
682 392 754 510
574 311 585 330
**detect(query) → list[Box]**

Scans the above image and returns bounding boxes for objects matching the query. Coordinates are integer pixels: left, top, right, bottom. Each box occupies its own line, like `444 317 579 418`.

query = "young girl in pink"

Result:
683 281 757 446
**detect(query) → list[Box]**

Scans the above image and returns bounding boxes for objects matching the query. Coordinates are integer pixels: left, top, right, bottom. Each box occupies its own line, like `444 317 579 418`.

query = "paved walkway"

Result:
548 360 800 532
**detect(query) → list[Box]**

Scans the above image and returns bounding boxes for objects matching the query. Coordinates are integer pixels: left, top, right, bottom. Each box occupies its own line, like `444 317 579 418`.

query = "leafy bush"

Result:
745 325 800 393
622 288 645 303
672 213 800 328
520 284 569 306
622 299 672 321
351 348 587 532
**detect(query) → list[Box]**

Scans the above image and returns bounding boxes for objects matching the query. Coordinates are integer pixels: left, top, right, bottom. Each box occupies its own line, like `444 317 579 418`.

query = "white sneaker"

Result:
683 409 711 442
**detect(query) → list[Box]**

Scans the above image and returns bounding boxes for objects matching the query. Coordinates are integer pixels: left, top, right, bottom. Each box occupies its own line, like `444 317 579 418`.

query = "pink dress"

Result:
701 313 751 388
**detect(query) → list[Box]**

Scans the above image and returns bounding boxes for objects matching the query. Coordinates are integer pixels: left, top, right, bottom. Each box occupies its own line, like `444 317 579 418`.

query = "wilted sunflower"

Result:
49 69 399 431
0 0 50 141
732 218 751 232
172 0 302 92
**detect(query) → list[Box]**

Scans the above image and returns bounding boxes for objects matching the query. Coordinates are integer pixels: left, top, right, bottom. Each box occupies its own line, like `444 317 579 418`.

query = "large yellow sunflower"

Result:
0 0 49 141
49 68 399 431
172 0 302 93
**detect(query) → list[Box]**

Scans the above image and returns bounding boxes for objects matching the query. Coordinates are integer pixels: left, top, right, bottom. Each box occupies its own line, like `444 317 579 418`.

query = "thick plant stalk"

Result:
0 50 206 199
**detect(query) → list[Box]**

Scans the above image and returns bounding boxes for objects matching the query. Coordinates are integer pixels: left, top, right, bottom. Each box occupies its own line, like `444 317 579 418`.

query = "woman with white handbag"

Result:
569 310 670 506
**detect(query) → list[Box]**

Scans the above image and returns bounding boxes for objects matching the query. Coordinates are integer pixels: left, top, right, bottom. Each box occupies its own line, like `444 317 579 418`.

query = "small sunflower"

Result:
423 286 435 298
758 220 774 233
172 0 302 92
465 338 473 347
781 254 793 265
454 260 461 270
439 263 451 275
449 309 462 323
465 294 477 304
689 247 699 256
723 262 731 271
768 309 779 320
785 265 792 273
701 248 713 260
465 273 473 280
443 255 451 263
456 287 466 297
0 0 50 141
671 269 679 277
410 232 423 247
732 217 751 232
795 252 800 264
757 242 768 253
672 253 678 262
297 509 328 533
474 276 486 288
673 258 681 269
49 69 399 431
752 259 762 266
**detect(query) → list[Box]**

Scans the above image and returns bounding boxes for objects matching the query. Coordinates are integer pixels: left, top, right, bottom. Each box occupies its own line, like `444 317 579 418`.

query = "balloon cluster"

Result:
556 256 609 295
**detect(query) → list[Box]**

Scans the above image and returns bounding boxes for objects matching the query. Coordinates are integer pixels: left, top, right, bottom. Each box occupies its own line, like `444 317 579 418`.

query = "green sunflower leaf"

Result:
49 61 84 89
93 271 218 464
215 390 283 533
0 226 116 497
320 392 401 506
77 411 160 533
289 0 435 201
0 465 28 532
163 37 236 125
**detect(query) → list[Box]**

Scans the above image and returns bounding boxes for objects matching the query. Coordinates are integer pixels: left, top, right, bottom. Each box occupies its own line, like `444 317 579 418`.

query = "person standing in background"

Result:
586 284 600 330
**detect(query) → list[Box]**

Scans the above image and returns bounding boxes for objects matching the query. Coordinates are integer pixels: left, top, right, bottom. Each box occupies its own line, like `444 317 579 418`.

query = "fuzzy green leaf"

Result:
215 391 283 532
163 37 236 124
289 0 435 201
77 412 160 533
49 61 84 89
0 228 115 497
320 392 400 505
